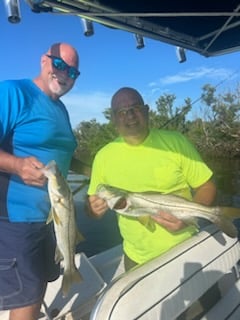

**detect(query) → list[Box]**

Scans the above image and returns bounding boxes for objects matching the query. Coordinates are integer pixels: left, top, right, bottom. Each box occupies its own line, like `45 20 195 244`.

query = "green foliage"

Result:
73 119 117 165
147 94 192 133
73 83 240 163
197 84 240 157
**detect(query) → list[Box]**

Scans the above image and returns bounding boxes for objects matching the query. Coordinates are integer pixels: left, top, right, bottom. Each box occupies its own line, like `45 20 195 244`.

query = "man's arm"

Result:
192 179 217 206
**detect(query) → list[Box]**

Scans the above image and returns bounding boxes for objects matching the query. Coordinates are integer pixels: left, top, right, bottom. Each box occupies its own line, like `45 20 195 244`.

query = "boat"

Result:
2 222 239 319
33 178 240 320
45 226 240 320
2 176 240 320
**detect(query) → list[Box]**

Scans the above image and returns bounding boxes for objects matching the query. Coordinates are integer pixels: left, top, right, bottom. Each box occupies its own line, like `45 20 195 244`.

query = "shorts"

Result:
0 220 60 310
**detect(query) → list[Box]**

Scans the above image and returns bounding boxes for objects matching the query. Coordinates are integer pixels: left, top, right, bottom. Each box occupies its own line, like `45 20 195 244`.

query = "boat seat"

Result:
90 224 240 320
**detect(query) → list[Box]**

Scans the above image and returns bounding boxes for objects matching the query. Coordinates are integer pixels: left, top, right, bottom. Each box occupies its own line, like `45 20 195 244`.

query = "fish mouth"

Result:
113 197 127 210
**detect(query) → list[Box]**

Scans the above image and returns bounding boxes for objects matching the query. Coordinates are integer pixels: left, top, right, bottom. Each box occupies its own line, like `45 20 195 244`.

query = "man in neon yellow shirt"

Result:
87 87 216 270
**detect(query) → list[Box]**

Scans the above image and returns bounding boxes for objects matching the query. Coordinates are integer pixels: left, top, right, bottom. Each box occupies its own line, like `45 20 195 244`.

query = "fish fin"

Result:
220 207 240 219
75 228 85 244
138 216 156 232
55 245 63 264
46 209 53 224
137 216 150 225
52 208 62 226
61 267 83 297
60 197 67 205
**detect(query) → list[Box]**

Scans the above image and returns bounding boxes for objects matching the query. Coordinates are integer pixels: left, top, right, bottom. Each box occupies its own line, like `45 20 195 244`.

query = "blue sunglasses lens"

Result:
67 67 80 80
52 58 66 71
47 55 80 80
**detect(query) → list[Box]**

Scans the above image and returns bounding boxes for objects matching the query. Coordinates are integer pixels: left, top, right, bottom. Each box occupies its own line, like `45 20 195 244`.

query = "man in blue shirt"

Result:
0 42 80 319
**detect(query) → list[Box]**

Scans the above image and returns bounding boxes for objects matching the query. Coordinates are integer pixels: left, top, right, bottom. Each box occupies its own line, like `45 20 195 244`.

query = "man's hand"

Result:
0 150 46 186
88 195 109 218
151 211 186 232
14 157 46 186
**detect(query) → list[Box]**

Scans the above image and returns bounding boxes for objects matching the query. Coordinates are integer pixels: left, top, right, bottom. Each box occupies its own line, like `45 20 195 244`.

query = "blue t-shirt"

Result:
0 79 77 222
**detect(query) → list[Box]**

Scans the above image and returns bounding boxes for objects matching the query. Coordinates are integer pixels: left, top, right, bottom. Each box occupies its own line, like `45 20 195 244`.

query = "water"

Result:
207 158 240 237
207 158 240 207
69 158 240 257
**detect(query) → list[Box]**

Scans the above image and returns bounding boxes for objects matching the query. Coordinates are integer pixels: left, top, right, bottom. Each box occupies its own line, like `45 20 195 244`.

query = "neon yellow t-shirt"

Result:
88 128 213 264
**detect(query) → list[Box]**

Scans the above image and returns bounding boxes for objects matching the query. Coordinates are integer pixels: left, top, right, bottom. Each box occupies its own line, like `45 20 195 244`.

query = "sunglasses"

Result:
115 105 146 119
46 54 80 80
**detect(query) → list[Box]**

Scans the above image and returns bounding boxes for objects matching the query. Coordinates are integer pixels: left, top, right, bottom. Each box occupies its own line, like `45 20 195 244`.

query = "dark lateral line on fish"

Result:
133 195 215 213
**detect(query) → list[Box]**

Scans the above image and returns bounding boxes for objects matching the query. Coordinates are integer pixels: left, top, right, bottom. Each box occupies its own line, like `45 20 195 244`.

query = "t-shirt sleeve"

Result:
177 133 213 188
87 152 103 195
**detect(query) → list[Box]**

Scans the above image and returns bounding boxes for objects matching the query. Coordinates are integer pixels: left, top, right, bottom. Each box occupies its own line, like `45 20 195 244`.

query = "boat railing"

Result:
67 172 90 196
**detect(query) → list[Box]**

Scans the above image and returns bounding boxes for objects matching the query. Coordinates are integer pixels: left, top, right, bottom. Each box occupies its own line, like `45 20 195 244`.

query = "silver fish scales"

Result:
96 184 239 238
42 160 84 297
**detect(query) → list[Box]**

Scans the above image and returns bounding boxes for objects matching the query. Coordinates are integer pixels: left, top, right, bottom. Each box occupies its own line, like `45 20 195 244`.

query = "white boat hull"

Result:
1 224 240 320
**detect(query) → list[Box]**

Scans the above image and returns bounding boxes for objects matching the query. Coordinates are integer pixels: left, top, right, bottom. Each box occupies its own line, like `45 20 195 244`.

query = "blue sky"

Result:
2 1 240 129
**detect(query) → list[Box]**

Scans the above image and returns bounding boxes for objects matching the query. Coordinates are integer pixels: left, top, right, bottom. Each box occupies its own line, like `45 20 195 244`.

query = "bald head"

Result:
111 87 144 112
47 42 79 69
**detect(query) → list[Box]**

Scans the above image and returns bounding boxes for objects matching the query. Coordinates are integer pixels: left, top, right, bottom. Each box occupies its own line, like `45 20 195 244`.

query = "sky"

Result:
1 1 240 129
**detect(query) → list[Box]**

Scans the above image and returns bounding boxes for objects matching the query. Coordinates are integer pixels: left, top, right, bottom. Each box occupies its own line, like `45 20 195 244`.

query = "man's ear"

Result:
110 110 116 125
144 104 150 111
143 104 150 115
143 104 150 119
41 54 47 68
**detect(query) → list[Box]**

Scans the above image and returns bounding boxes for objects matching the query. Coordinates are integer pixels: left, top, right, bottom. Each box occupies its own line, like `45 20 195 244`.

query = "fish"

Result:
96 184 240 238
41 160 85 297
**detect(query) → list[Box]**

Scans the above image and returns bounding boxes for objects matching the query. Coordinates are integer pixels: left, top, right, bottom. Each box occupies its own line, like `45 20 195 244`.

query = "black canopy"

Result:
26 0 240 57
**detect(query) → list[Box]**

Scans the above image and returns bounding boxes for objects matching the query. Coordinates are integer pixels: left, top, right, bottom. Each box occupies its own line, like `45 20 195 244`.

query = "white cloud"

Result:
159 67 233 85
146 66 236 105
62 91 111 129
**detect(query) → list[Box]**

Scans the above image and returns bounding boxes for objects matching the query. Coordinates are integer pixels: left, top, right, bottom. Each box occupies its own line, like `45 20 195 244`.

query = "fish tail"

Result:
220 207 240 219
212 211 238 238
46 209 53 224
62 267 83 297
